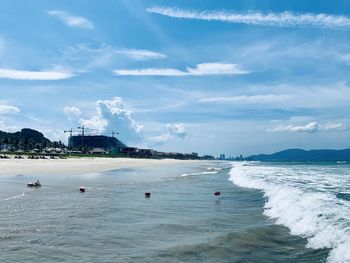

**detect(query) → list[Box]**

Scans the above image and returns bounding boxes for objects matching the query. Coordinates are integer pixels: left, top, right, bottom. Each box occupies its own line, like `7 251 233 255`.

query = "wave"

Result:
229 162 350 263
3 192 26 201
181 171 218 177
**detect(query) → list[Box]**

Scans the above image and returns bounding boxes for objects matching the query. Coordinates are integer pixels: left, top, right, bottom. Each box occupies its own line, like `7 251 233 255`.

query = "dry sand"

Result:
0 157 204 176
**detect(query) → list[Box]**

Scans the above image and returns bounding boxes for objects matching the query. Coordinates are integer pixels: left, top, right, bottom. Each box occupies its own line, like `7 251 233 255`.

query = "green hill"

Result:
0 128 58 151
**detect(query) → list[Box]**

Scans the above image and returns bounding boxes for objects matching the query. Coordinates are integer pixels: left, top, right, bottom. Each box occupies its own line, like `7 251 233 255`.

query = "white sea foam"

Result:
181 171 218 177
3 192 25 201
229 162 350 263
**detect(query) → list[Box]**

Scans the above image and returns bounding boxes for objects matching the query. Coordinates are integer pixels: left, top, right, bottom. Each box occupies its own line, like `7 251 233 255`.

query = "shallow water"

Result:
0 161 330 262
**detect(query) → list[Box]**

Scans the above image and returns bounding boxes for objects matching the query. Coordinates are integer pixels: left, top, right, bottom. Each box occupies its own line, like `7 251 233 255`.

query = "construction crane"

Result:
101 131 119 138
77 125 86 136
64 128 80 137
64 126 90 148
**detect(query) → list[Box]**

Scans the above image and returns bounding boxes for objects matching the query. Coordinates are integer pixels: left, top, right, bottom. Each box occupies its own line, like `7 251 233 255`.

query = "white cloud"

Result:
114 68 186 76
63 106 82 124
147 7 350 29
0 120 19 132
148 123 187 146
59 44 167 71
78 97 143 145
63 98 189 147
147 133 173 144
115 49 166 60
199 94 289 103
80 115 108 133
323 122 346 131
268 122 346 133
48 10 94 29
0 68 74 80
167 123 187 139
63 106 81 117
0 105 20 114
113 62 248 76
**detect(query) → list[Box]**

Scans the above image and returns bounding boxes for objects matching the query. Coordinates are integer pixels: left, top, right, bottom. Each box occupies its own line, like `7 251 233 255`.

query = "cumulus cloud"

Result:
63 106 81 117
72 97 143 144
148 123 187 145
0 104 20 114
113 63 248 76
63 98 189 147
147 6 350 29
199 94 289 103
63 106 82 124
48 10 94 29
0 68 74 80
268 122 346 133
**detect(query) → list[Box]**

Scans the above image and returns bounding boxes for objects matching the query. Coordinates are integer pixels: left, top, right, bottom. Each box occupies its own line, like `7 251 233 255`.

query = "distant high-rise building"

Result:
219 154 226 160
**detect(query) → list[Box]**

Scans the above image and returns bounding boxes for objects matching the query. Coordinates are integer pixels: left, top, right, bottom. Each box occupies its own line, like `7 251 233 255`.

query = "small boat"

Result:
214 191 221 196
145 192 151 198
79 187 86 193
27 180 41 188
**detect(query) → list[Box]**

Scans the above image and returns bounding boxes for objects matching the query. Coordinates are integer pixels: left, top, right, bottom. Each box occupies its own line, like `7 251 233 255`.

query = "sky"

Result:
0 0 350 157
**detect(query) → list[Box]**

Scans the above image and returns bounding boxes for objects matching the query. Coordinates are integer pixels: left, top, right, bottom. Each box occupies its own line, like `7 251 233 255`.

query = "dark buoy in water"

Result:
145 192 151 198
214 191 221 196
79 187 86 193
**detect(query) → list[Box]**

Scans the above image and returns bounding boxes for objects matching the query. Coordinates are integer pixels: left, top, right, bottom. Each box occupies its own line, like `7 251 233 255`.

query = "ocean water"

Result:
0 161 347 262
230 162 350 263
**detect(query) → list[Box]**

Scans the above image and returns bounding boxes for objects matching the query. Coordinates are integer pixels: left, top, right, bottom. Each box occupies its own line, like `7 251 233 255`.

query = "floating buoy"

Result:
214 191 221 196
79 187 86 193
145 192 151 198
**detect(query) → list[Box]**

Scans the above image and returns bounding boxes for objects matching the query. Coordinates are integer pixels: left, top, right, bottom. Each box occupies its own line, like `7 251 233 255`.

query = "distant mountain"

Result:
246 149 350 162
0 128 57 150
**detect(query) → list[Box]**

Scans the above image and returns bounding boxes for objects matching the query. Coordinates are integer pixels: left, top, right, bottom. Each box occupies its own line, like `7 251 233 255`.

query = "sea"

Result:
0 161 349 262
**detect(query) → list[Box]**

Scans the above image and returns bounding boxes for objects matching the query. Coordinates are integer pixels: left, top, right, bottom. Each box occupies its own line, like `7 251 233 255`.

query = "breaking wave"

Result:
181 171 218 177
229 162 350 263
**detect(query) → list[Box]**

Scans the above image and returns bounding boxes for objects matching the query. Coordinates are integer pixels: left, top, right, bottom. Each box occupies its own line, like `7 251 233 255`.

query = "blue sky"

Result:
1 0 350 156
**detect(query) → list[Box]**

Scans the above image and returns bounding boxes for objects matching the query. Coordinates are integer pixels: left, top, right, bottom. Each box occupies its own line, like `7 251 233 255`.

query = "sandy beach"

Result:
0 157 204 176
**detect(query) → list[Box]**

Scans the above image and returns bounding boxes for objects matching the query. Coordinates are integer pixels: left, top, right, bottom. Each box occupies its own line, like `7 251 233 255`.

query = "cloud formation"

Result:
59 44 167 72
0 104 20 114
167 123 187 139
0 68 74 80
268 122 346 133
48 10 94 29
64 97 143 145
63 106 81 117
114 49 166 60
63 106 81 124
114 63 248 76
0 120 19 132
199 94 289 103
147 7 350 29
148 123 187 145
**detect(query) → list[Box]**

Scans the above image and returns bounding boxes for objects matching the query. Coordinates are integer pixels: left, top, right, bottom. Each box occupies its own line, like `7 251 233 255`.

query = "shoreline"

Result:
0 157 206 176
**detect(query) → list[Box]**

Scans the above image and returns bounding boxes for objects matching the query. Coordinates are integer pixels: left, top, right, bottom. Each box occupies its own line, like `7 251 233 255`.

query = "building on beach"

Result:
68 135 126 152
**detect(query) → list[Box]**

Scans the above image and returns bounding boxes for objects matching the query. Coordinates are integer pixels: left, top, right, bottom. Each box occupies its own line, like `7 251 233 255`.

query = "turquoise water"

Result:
0 161 335 262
